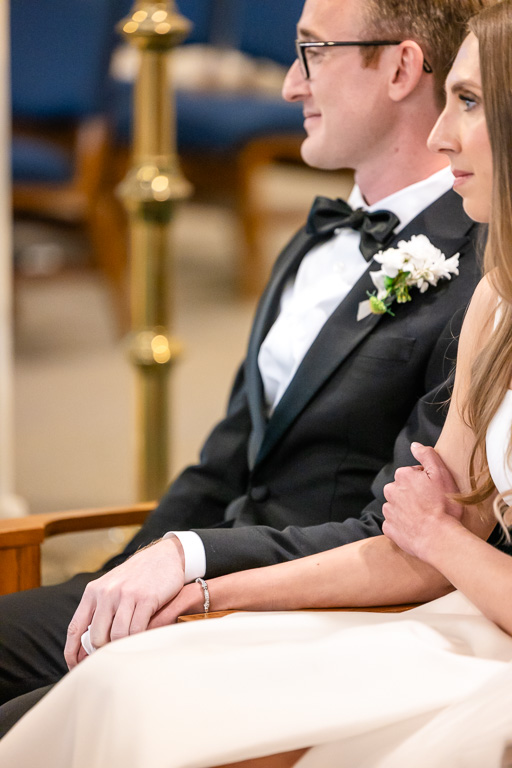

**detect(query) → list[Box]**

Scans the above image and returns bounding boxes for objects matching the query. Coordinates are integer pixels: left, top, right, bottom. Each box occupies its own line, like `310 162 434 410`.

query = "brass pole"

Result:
117 2 192 500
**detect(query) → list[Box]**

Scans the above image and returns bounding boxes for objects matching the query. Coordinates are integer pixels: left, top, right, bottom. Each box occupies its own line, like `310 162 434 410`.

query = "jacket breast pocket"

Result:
357 336 416 362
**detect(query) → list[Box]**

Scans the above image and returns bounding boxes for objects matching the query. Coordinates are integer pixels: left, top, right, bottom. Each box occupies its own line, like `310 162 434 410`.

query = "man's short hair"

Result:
360 0 496 107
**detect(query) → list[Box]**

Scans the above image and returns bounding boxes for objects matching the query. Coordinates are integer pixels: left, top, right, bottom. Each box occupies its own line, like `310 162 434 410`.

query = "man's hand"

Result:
64 536 185 669
382 442 463 562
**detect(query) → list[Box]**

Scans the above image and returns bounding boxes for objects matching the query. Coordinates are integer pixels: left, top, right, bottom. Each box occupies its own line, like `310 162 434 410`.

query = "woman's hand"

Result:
382 442 464 562
147 582 206 629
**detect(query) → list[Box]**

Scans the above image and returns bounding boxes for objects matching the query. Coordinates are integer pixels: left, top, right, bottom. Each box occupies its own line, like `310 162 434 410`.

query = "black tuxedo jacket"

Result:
115 189 483 576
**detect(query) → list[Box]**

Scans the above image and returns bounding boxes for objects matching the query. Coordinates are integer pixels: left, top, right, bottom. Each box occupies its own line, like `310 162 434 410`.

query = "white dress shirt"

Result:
174 166 454 580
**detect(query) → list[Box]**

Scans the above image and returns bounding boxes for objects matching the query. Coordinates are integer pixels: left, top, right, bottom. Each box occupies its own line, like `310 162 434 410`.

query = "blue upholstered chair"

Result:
111 0 306 296
11 0 128 325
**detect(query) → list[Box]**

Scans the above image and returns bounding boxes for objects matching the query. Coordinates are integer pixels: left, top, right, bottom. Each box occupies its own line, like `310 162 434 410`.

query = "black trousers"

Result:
0 571 103 735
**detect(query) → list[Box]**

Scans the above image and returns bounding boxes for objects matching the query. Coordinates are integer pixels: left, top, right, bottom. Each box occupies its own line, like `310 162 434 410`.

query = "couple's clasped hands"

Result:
64 535 200 669
65 442 463 669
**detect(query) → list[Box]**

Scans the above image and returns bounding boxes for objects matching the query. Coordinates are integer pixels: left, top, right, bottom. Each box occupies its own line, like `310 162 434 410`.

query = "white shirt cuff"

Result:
163 530 206 583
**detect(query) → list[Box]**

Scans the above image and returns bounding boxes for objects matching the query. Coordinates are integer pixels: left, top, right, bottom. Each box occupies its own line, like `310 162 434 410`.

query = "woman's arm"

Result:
152 441 466 623
150 532 455 626
153 451 477 631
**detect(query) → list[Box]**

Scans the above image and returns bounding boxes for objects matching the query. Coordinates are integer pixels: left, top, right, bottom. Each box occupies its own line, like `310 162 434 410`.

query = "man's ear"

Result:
388 40 426 102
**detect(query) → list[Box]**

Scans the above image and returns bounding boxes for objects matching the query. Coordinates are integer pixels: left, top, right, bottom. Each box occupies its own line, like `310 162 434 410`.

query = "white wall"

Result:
0 2 26 517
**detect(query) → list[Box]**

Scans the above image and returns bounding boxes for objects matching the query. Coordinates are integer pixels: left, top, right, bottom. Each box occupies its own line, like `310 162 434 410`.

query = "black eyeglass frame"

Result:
295 40 433 79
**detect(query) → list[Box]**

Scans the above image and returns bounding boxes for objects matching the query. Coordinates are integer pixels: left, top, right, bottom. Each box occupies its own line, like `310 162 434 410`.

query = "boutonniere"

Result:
357 235 460 321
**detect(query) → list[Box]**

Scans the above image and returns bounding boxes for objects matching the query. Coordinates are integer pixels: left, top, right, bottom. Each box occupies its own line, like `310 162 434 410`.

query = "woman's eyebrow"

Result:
449 79 482 95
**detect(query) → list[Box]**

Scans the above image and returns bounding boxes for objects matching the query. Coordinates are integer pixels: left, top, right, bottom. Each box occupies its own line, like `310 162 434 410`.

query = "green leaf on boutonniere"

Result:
367 292 395 316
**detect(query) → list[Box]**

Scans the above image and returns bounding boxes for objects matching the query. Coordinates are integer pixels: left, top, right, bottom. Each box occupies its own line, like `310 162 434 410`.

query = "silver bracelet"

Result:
195 577 210 613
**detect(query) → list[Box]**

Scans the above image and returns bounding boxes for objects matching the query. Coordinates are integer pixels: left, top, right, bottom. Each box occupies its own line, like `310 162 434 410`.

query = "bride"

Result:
2 3 512 766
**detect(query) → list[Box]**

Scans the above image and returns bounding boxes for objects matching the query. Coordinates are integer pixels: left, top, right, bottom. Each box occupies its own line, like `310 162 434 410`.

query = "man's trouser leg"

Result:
0 571 103 705
0 685 54 738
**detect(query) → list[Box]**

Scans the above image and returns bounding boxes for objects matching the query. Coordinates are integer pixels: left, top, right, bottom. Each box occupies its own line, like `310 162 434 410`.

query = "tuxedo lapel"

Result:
245 226 326 468
255 267 382 466
391 188 474 247
253 189 474 467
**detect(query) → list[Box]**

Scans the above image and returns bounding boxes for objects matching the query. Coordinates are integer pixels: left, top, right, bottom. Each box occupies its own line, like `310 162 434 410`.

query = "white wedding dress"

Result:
2 396 512 768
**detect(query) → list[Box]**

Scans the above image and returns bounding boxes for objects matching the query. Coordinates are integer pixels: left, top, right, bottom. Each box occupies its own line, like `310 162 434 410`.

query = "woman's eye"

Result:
459 93 477 111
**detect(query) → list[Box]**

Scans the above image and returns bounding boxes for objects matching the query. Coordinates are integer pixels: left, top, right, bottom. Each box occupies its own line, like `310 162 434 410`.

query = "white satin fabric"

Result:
1 590 512 767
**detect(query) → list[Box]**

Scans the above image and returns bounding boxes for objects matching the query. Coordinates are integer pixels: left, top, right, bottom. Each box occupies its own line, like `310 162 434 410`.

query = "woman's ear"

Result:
388 40 426 102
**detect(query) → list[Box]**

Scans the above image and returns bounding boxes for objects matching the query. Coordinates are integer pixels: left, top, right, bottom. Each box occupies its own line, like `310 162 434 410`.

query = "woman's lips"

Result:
452 169 473 189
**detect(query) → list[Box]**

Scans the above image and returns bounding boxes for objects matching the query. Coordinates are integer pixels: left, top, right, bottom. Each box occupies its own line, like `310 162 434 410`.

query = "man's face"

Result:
283 0 396 172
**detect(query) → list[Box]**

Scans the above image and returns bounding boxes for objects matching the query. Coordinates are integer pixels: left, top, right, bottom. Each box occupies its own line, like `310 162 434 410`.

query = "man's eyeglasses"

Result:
295 40 433 80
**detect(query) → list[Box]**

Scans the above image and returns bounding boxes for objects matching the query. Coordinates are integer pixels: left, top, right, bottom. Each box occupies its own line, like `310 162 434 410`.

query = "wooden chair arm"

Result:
178 604 420 622
0 502 156 596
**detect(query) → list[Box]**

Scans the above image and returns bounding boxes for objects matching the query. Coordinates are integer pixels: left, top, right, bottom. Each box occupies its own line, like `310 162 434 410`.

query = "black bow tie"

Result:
306 196 400 261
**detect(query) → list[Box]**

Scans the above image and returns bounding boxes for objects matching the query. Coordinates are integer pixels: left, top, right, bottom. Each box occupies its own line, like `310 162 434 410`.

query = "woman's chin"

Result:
459 195 491 225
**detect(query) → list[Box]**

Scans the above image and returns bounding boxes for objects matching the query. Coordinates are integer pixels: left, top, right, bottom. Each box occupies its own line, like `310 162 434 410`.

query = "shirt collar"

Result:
348 166 454 234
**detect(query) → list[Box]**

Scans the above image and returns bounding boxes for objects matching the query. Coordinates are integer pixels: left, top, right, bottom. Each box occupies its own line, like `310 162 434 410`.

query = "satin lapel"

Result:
392 188 474 245
245 226 326 468
254 189 474 466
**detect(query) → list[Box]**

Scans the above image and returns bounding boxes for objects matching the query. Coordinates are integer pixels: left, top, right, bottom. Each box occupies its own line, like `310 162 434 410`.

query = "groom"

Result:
0 0 492 721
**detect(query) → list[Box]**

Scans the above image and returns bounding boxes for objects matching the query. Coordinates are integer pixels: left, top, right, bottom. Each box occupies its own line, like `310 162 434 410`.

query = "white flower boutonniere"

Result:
357 234 460 321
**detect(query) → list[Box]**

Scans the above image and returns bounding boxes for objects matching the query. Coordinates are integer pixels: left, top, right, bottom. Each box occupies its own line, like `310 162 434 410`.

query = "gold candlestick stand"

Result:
117 2 192 500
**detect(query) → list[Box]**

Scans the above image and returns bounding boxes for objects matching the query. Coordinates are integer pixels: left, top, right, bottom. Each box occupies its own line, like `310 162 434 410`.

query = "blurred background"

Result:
3 0 353 582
